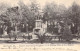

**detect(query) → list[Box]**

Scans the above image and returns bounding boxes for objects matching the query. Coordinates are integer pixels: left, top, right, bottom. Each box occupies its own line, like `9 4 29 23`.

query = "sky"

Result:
0 0 80 8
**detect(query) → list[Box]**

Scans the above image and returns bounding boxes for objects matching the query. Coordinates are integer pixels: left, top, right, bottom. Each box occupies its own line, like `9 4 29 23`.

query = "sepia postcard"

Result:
0 0 80 51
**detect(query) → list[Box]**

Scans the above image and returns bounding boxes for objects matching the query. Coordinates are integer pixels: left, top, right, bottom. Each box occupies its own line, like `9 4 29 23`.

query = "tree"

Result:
43 2 66 23
5 6 20 41
28 0 41 31
63 2 80 34
43 2 67 33
30 0 40 17
18 0 30 24
0 3 11 25
0 3 10 14
70 2 80 25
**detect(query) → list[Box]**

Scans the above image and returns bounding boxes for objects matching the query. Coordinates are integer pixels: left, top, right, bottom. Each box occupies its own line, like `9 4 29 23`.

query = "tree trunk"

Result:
14 25 17 41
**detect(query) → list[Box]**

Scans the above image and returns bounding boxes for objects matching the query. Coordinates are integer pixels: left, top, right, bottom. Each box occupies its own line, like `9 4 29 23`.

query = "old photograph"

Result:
0 0 80 45
0 0 80 51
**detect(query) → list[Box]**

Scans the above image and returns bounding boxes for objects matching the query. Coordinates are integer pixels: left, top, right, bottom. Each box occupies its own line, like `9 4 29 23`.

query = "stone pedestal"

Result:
33 20 42 33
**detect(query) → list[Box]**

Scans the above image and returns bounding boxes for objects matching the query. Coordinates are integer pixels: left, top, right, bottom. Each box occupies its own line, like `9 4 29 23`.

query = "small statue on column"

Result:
36 15 41 20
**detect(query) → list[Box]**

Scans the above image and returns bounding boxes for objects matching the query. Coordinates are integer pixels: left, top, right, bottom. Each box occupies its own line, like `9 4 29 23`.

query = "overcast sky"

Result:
0 0 80 8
